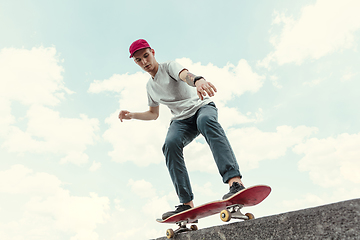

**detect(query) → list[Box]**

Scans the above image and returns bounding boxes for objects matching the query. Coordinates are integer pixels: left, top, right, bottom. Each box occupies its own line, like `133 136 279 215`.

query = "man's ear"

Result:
151 48 155 56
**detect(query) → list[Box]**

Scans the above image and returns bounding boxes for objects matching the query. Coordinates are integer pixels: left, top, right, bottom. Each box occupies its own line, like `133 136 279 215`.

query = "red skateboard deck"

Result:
157 185 271 238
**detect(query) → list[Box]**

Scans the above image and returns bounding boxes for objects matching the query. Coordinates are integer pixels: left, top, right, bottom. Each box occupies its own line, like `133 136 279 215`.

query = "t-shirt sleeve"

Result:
167 61 187 81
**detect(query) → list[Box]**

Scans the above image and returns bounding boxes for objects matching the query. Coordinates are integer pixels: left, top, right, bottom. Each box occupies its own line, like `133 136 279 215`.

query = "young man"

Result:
119 39 245 219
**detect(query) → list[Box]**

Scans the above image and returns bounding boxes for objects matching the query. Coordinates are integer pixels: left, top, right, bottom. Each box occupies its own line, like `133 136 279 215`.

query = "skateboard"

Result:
157 185 271 239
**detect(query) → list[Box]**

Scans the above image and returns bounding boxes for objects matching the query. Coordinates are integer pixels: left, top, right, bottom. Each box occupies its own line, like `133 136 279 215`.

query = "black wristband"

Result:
193 76 204 85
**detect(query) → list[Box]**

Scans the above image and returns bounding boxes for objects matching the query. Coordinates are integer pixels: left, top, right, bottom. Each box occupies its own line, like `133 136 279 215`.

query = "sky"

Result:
1 0 360 239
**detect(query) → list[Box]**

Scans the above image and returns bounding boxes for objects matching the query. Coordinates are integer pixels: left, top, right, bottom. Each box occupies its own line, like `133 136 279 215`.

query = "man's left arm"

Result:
179 69 217 100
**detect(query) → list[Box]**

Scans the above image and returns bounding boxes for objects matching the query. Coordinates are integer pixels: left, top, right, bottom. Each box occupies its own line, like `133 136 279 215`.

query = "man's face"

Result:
133 48 156 73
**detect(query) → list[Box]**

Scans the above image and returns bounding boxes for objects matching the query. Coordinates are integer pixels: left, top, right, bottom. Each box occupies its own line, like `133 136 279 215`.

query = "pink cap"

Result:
129 39 151 58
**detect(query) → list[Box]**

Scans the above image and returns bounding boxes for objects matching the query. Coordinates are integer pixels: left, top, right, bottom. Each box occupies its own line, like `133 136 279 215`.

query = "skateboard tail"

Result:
227 184 271 207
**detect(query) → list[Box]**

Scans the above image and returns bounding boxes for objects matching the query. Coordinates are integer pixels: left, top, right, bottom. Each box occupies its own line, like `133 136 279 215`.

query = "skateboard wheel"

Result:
166 228 174 239
190 225 198 231
220 209 231 222
245 213 255 220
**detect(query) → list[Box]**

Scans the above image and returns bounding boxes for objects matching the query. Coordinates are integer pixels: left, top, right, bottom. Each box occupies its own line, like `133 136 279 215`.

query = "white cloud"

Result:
102 110 167 166
0 98 15 137
127 179 175 219
0 47 71 106
303 78 325 87
60 151 89 165
217 106 263 130
193 182 217 198
0 46 67 138
270 75 283 89
259 0 360 68
114 199 125 212
89 161 101 172
293 132 360 187
282 193 326 211
70 230 99 240
2 105 99 165
341 72 357 82
280 186 360 214
115 228 141 240
228 125 318 171
88 71 150 114
184 140 217 174
0 46 98 166
142 195 173 219
88 72 148 95
176 58 265 105
26 192 109 233
0 164 61 195
0 165 110 240
128 179 157 199
330 187 360 203
108 197 173 240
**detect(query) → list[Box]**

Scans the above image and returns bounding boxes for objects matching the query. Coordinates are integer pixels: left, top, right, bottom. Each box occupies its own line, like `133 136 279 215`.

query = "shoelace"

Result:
175 205 184 210
175 204 190 211
230 183 241 193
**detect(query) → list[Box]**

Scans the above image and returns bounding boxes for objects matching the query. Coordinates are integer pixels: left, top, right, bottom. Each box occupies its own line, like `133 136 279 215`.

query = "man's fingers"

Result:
197 81 217 100
197 91 203 100
119 111 128 122
202 87 214 97
206 87 214 96
209 83 217 92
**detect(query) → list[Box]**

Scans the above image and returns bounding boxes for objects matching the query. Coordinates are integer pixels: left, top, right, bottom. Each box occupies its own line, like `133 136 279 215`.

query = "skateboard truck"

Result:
166 220 198 239
220 204 255 222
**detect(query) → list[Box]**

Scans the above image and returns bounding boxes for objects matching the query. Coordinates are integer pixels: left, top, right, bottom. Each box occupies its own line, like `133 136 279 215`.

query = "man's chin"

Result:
144 67 152 72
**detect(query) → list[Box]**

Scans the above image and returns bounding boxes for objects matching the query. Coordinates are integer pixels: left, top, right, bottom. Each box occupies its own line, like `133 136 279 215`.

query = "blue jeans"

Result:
162 102 242 203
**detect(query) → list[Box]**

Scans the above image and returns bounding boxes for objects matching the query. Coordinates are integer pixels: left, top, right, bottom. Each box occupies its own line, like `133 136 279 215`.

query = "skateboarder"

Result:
119 39 245 220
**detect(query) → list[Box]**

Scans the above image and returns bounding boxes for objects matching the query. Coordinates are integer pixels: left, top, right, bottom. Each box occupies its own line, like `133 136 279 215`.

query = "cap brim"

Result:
129 47 149 58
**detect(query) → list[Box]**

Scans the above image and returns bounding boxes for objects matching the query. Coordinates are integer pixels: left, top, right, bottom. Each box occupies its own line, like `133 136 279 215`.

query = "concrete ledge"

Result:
154 198 360 240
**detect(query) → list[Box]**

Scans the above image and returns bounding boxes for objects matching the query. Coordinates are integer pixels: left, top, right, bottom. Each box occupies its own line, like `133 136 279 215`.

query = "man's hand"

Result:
118 110 132 122
195 79 217 100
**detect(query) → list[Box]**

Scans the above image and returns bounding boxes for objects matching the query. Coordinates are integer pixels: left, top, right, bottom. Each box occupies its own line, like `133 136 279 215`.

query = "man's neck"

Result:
149 62 159 78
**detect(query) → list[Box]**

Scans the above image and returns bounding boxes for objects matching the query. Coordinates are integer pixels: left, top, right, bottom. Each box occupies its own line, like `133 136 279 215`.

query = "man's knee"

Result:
162 137 182 154
197 114 218 131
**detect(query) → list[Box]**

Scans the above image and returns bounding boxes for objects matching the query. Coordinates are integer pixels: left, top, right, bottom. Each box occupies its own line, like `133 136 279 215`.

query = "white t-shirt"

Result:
146 61 211 120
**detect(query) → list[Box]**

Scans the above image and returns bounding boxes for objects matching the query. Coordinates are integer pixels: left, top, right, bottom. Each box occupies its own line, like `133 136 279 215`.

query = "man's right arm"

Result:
118 106 159 122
